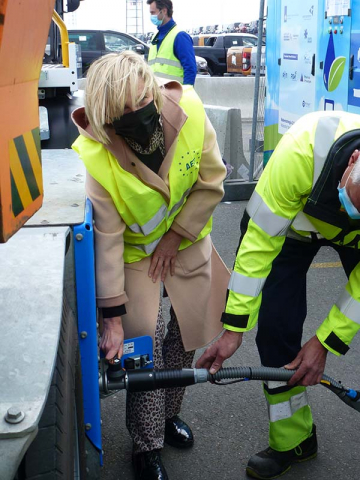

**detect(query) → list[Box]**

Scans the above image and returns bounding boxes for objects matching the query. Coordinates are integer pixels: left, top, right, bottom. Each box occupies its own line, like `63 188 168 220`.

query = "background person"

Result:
72 51 229 480
196 110 360 480
147 0 197 85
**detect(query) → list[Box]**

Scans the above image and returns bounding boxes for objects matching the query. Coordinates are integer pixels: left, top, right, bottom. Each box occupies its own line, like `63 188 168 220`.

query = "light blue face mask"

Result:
150 12 163 27
338 174 360 219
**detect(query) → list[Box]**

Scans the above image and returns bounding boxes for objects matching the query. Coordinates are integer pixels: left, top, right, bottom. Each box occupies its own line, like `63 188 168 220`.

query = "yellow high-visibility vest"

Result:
148 25 184 83
73 86 212 263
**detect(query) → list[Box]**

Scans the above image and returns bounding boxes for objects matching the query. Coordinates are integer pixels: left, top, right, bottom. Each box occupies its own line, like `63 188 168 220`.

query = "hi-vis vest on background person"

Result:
148 25 184 84
73 86 211 263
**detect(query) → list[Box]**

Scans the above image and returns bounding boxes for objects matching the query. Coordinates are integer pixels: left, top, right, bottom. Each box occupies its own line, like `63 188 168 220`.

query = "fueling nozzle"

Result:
99 357 126 395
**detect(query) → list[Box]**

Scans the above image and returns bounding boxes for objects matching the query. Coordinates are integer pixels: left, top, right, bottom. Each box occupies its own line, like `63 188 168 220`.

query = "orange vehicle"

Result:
0 0 80 242
192 33 219 47
226 46 252 75
0 3 101 480
0 0 51 242
242 46 253 75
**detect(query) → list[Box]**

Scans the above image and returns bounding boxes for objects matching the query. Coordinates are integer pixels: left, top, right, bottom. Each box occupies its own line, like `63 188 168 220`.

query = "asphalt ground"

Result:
99 201 360 480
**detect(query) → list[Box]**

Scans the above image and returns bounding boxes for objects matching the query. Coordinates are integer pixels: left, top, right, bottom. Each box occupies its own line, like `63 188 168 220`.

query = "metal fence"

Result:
222 0 266 187
251 74 266 180
249 0 266 182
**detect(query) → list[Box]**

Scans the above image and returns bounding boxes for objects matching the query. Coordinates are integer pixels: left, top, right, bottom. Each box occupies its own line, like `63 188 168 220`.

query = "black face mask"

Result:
112 100 160 147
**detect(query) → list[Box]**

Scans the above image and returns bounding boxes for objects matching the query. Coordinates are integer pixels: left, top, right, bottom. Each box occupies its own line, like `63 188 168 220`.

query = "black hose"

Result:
106 366 360 413
209 366 295 382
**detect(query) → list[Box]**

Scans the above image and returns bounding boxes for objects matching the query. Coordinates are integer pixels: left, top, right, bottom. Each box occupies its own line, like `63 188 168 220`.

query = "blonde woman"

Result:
72 51 230 480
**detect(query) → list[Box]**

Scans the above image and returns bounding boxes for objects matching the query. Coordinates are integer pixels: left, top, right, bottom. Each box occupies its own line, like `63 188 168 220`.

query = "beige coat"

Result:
72 80 230 351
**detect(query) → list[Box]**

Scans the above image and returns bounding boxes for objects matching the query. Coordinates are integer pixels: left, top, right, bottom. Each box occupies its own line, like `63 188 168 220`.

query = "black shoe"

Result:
246 425 318 479
132 449 168 480
164 415 194 449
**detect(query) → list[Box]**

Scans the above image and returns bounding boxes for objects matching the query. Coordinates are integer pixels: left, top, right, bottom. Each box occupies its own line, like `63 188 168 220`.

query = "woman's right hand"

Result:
99 316 124 362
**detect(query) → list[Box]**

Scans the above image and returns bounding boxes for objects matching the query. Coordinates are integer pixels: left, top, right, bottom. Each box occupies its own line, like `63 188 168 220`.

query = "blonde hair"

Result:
85 51 163 144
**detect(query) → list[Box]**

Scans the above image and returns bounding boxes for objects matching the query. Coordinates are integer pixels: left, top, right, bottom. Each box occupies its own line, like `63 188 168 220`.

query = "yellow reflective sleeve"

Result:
224 291 262 331
317 264 360 355
224 219 286 330
256 132 313 218
224 131 314 325
233 219 287 283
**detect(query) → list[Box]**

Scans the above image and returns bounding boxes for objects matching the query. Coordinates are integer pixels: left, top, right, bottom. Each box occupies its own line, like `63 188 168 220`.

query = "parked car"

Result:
227 46 249 75
193 33 259 76
68 29 209 77
192 33 218 47
68 29 148 73
195 55 210 75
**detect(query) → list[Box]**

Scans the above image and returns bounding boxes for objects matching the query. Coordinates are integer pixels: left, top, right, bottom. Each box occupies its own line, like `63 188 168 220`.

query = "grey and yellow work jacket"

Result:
148 25 184 83
223 111 360 356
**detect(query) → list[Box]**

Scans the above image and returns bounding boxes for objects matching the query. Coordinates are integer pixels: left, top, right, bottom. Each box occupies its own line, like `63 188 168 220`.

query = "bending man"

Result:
197 110 360 479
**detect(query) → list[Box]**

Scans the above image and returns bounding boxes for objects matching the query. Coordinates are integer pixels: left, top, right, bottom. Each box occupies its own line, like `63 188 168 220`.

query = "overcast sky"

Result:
65 0 265 34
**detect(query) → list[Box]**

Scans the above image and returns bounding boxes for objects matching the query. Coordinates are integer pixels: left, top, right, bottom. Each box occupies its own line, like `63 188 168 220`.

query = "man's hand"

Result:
196 330 243 374
99 316 124 362
285 335 328 386
148 230 183 282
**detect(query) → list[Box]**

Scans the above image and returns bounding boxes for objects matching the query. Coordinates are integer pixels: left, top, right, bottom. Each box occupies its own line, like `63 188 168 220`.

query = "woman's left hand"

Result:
148 230 183 282
99 316 124 362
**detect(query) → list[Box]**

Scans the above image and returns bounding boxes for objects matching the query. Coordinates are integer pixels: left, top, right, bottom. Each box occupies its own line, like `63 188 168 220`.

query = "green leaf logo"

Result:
328 56 346 92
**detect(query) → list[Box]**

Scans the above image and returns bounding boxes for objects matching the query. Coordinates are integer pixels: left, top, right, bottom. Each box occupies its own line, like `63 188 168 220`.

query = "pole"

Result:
249 0 265 182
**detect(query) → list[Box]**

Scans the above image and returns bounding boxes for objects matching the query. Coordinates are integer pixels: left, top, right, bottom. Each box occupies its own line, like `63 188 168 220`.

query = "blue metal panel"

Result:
348 0 360 113
264 0 283 162
316 0 352 111
73 199 103 463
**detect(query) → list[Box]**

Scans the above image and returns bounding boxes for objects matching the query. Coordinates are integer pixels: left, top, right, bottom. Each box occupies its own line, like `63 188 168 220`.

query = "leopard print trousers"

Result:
126 303 195 453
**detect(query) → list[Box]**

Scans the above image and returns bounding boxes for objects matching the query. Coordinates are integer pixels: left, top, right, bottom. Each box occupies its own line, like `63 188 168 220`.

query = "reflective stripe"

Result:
129 188 192 236
129 205 167 236
246 191 292 237
228 270 267 297
148 57 182 68
168 188 192 218
291 211 319 234
267 391 309 423
336 289 360 325
154 71 184 83
265 380 288 390
313 116 341 187
133 236 162 255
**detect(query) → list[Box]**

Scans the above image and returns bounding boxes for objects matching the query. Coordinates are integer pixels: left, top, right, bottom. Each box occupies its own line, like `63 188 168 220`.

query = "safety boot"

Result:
246 425 317 479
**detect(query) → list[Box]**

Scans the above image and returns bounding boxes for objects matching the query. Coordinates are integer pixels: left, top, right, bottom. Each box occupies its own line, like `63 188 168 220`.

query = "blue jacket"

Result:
154 19 197 85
